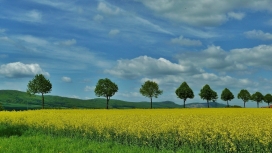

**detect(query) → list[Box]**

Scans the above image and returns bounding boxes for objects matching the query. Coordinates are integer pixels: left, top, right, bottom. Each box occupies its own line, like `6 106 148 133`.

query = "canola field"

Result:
0 108 272 152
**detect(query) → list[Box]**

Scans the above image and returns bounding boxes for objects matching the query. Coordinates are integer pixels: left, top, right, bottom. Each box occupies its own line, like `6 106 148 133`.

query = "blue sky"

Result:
1 0 272 107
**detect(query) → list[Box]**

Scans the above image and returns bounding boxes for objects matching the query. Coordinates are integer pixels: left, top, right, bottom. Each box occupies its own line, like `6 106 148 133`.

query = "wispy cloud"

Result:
2 10 43 23
55 39 77 46
62 76 72 83
84 86 95 92
109 29 120 36
93 14 104 22
227 12 245 20
97 2 121 15
171 36 202 46
0 29 6 33
136 0 271 26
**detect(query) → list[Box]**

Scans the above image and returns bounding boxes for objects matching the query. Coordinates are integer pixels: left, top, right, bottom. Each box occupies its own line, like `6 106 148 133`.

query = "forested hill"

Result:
0 90 226 110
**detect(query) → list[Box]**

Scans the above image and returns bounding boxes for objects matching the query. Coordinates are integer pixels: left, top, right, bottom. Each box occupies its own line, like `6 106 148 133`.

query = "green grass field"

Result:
0 126 200 153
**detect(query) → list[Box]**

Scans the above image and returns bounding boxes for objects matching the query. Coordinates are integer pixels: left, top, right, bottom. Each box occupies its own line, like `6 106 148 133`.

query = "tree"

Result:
140 80 163 109
175 82 194 108
221 88 234 107
94 78 118 109
263 94 272 107
199 84 218 108
251 92 263 108
27 74 52 109
0 103 4 111
237 89 251 108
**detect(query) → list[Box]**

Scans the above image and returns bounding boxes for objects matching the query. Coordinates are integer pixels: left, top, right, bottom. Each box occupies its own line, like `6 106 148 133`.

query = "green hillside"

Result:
0 90 183 110
0 90 227 110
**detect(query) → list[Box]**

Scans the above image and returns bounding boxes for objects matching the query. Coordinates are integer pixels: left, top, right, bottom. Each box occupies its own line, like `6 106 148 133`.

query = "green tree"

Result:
94 78 118 109
0 103 4 111
27 74 52 109
140 80 163 109
175 82 194 108
237 89 251 108
251 92 263 108
221 88 234 107
263 94 272 107
199 84 218 108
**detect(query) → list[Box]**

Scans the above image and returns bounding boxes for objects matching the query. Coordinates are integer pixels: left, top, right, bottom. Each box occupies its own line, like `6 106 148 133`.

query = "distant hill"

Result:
185 102 226 108
0 90 227 110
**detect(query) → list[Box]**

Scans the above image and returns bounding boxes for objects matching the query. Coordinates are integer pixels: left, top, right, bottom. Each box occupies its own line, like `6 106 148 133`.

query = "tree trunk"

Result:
183 99 186 108
150 97 153 109
207 100 209 108
42 93 44 109
227 101 229 107
106 96 109 109
257 102 259 108
244 101 245 108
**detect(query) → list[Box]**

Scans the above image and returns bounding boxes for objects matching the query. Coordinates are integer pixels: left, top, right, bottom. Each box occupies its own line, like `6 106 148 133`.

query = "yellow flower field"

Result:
0 108 272 152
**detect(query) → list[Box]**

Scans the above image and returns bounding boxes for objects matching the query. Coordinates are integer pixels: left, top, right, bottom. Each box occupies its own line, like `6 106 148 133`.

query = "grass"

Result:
0 129 202 153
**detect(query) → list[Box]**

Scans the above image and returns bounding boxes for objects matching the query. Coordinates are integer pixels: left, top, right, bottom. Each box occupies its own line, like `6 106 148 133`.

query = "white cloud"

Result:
227 12 245 20
7 10 43 23
136 0 272 26
56 39 77 46
171 36 202 46
227 44 272 68
109 29 120 36
105 56 198 79
135 16 173 35
62 76 72 83
84 86 95 92
0 62 49 78
106 44 272 93
178 44 272 72
244 30 272 40
28 0 82 13
178 45 248 72
97 2 121 15
26 10 42 22
0 29 6 33
0 36 9 41
93 14 104 22
16 35 48 46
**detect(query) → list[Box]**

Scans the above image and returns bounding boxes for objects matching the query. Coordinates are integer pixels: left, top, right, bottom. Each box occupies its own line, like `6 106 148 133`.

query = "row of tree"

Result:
94 78 272 109
26 74 272 109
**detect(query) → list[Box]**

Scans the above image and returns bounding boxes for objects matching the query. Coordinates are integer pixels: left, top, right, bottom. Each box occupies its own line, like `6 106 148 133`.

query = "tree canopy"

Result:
221 88 234 107
263 94 272 107
0 103 4 111
175 82 194 108
237 89 251 108
94 78 118 109
251 92 263 108
199 84 218 108
27 74 52 109
140 80 163 109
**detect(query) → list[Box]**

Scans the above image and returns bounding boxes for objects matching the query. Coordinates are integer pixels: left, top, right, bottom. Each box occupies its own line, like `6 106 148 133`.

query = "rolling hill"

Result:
0 90 227 110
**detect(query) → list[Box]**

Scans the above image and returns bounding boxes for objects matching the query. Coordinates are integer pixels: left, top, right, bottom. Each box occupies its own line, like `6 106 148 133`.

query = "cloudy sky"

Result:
1 0 272 107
